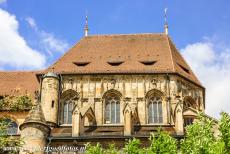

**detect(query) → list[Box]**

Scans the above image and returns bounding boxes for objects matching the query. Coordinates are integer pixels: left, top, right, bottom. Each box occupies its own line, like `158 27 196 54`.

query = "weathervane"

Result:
164 8 169 35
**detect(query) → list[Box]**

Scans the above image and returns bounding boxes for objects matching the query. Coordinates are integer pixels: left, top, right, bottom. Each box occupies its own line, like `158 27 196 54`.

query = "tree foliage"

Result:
85 143 104 154
123 138 141 154
219 112 230 153
0 95 32 111
0 118 24 154
180 113 224 154
84 112 230 154
148 130 177 154
104 144 119 154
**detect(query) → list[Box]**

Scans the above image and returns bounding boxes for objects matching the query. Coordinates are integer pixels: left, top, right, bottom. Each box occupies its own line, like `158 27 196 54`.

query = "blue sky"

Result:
0 0 230 118
3 0 230 49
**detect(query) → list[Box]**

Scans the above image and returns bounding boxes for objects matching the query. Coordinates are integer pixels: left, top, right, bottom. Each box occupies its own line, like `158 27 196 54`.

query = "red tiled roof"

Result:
0 71 39 97
0 33 203 97
46 33 202 86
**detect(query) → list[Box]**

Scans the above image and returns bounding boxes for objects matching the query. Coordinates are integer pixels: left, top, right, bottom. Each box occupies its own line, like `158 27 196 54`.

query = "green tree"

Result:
0 118 24 154
219 112 230 153
180 113 223 154
148 130 177 154
123 138 141 154
85 143 104 154
0 95 32 111
104 144 119 154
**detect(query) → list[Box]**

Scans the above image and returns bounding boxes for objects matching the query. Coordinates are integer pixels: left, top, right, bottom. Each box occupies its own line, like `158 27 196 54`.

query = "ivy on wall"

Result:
0 95 33 111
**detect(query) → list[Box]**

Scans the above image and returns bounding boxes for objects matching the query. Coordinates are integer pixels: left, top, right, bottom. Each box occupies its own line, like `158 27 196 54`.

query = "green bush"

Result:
180 113 223 154
83 112 229 154
219 112 230 153
123 138 141 154
0 118 24 154
0 95 33 111
85 143 104 154
104 144 119 154
148 130 177 154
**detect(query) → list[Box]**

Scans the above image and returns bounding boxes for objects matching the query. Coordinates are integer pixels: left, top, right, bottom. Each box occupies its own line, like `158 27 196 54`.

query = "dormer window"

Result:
73 62 90 66
139 60 156 65
107 61 124 66
178 63 190 74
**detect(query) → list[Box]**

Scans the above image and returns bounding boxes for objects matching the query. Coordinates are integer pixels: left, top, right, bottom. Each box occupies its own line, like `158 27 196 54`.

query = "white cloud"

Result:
25 16 69 55
0 0 6 4
0 9 46 69
40 31 69 55
181 40 230 119
25 17 37 29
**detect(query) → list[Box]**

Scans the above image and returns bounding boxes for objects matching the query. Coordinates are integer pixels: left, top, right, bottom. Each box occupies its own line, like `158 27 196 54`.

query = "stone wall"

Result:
58 74 204 135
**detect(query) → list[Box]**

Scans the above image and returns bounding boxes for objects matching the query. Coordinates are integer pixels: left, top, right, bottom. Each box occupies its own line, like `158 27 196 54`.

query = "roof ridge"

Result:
165 35 176 72
86 33 165 37
167 37 202 85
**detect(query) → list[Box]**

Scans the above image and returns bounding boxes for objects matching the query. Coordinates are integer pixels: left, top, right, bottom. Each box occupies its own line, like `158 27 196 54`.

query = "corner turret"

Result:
19 103 50 154
40 72 60 127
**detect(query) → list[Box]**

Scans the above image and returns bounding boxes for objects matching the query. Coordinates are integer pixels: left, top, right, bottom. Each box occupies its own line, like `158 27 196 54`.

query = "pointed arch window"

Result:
60 90 79 125
63 100 73 124
104 94 120 124
4 119 18 135
148 96 163 123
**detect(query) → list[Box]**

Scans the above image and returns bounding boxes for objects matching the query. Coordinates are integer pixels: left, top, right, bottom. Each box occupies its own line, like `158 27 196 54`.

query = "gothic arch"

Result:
60 89 80 125
145 89 165 124
102 89 122 99
0 115 18 135
123 103 139 125
102 89 122 124
0 114 19 125
145 89 165 101
61 89 80 101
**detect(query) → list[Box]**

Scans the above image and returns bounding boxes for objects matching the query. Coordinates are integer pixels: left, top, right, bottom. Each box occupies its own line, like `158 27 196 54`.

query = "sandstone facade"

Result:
0 33 210 153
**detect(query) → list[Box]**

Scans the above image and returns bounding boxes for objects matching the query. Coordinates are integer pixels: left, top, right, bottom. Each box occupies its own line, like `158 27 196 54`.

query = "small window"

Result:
184 118 193 127
73 62 90 66
107 61 124 66
178 63 190 74
139 60 156 65
51 100 55 108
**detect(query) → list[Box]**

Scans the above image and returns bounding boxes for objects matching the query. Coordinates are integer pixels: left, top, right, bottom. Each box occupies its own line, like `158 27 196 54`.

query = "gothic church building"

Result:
0 27 211 153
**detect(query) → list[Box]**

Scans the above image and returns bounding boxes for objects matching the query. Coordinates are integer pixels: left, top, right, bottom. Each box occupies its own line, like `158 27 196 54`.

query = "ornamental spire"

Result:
164 8 169 35
84 13 89 37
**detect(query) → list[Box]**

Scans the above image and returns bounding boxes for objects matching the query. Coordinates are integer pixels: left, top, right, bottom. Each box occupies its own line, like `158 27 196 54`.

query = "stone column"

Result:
175 100 184 135
124 109 132 136
72 108 83 137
